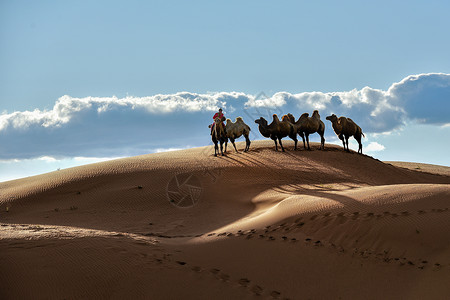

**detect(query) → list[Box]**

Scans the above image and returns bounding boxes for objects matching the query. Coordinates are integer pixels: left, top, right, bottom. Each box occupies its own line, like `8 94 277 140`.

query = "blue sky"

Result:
1 0 450 182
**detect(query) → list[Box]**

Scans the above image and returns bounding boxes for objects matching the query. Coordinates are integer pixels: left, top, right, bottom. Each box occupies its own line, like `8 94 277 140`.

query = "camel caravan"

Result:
209 109 365 156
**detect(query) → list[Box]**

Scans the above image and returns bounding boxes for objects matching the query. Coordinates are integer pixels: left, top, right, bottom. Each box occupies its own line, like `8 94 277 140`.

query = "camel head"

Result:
255 117 268 127
326 114 338 122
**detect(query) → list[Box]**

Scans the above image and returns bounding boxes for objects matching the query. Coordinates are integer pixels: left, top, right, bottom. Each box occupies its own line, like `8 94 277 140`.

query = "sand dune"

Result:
1 140 449 299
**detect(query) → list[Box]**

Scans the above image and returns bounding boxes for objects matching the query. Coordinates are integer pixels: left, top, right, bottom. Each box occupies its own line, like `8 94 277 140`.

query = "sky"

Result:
1 0 450 182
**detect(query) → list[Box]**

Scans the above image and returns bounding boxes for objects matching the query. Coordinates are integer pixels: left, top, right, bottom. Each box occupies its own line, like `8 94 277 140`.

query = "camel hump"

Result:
235 116 244 122
273 114 280 121
226 118 232 123
282 114 290 122
312 110 320 118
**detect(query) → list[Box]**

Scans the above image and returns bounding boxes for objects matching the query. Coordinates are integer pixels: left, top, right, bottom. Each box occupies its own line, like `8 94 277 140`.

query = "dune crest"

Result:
1 140 449 299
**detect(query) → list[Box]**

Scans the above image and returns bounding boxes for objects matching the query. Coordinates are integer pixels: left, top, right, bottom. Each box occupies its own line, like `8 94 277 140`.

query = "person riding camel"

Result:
211 108 226 135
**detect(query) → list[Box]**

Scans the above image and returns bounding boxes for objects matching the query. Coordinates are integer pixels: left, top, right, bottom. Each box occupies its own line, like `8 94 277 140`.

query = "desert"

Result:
1 140 449 299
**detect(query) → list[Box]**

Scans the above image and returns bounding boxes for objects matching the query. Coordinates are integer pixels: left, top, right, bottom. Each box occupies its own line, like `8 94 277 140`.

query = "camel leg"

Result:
230 137 238 153
300 132 306 149
214 143 218 157
220 141 224 156
339 134 346 151
306 134 311 150
321 134 325 150
278 138 285 152
273 138 278 151
224 140 228 153
356 136 362 154
289 134 298 150
232 141 238 153
345 136 350 152
244 134 250 152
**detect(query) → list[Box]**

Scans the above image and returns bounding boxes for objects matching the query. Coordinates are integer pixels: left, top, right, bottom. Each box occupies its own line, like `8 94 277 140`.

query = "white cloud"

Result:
0 73 449 160
365 142 386 152
38 156 58 162
154 147 189 153
0 92 251 131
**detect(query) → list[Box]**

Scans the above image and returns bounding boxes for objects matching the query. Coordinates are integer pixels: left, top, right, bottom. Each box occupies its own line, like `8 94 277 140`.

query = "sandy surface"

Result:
1 140 449 299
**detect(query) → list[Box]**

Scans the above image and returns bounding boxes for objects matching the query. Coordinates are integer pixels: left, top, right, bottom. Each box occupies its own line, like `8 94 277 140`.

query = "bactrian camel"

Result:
255 114 297 151
210 116 227 156
326 114 365 154
283 110 325 150
224 117 251 153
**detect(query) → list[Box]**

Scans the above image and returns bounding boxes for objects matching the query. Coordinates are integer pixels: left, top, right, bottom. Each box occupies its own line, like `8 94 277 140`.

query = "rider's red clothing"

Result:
212 112 225 126
211 112 225 133
213 112 224 121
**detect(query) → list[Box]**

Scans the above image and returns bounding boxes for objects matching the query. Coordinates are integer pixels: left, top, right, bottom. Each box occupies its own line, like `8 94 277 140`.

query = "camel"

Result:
210 116 227 156
326 114 365 154
283 111 325 150
224 117 251 153
255 114 297 151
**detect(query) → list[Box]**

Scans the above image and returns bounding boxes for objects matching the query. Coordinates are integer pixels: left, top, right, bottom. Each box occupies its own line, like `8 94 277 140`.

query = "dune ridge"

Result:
1 140 449 299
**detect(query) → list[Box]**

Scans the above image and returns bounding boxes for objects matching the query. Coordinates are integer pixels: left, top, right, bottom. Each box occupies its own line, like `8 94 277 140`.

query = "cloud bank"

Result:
0 73 449 160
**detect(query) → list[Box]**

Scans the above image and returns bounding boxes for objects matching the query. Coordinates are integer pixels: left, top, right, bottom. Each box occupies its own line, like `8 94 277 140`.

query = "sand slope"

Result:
1 140 449 299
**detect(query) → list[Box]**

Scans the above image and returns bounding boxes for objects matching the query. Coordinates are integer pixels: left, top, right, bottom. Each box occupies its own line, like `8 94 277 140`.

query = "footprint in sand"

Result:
238 278 250 287
210 268 220 275
219 273 230 282
310 215 318 221
270 290 281 298
191 266 202 273
336 213 348 224
251 285 263 296
352 212 360 220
